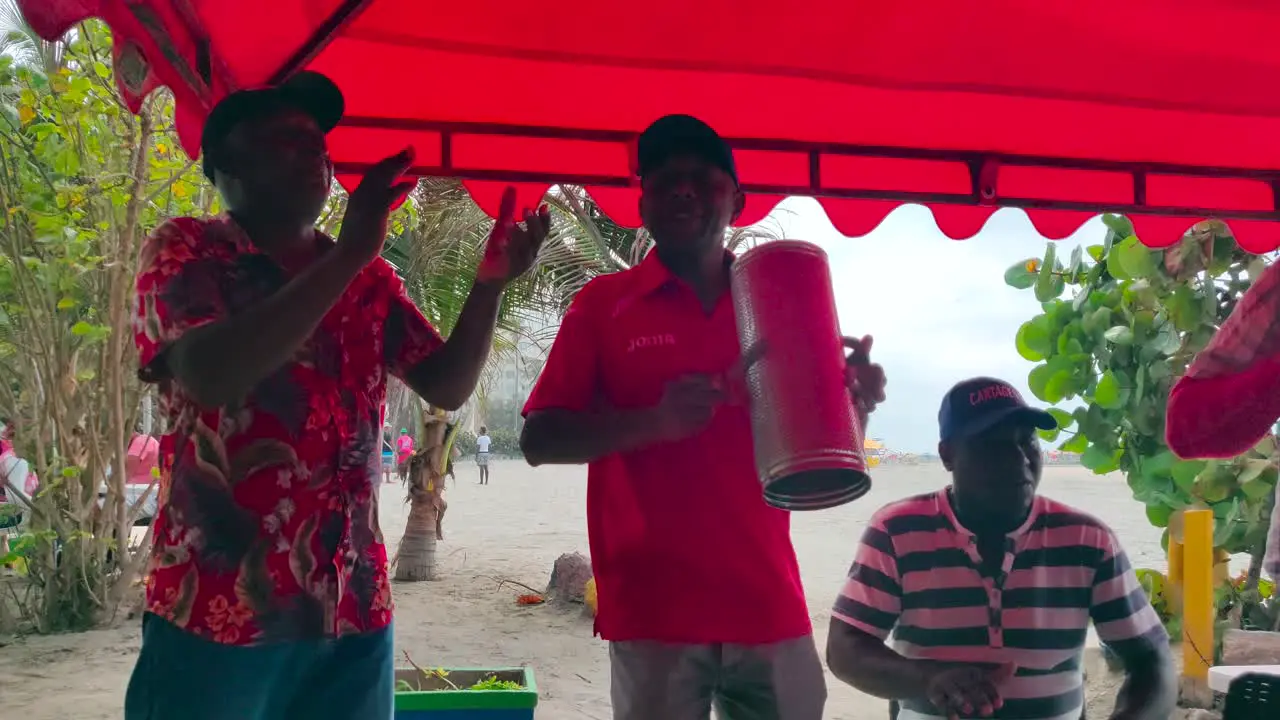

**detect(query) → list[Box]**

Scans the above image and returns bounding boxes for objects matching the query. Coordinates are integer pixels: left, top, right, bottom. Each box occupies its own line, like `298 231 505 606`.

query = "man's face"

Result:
943 418 1043 523
639 154 742 255
216 108 332 221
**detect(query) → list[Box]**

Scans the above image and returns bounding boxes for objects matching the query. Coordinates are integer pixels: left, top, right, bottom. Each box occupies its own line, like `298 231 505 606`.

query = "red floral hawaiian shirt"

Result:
133 215 442 645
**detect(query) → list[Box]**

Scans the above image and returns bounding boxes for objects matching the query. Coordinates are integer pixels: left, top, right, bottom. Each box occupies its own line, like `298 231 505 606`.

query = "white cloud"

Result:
769 198 1101 452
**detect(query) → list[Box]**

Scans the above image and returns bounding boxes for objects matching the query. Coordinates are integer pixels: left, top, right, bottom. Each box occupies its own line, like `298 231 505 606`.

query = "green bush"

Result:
453 428 521 457
455 431 476 456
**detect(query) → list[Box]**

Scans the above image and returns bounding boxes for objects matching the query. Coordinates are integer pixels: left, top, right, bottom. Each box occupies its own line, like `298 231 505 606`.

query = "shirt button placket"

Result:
988 587 1003 648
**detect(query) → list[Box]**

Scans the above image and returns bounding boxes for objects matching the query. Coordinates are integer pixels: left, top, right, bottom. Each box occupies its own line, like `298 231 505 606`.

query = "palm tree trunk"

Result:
394 408 448 582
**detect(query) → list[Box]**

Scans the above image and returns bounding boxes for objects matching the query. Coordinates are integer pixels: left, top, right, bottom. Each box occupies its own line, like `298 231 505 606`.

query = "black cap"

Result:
201 71 344 181
637 114 738 184
938 377 1057 443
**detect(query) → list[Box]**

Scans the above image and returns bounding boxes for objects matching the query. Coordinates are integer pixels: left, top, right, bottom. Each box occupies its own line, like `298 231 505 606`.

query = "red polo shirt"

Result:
523 252 811 644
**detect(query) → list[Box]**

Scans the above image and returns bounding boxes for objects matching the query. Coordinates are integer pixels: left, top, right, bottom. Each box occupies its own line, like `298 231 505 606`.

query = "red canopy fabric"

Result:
20 1 1280 251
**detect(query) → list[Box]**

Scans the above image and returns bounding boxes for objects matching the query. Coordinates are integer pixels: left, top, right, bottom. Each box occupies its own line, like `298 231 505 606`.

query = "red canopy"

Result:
20 1 1280 250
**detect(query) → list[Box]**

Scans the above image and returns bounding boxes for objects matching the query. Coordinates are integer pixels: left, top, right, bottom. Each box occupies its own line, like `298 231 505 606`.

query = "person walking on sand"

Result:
520 114 887 720
827 377 1175 720
475 426 492 485
124 71 547 720
381 423 396 483
396 428 414 485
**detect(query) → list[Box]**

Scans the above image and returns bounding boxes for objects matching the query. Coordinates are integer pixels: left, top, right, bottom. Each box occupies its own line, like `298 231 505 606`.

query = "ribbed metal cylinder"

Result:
730 240 871 511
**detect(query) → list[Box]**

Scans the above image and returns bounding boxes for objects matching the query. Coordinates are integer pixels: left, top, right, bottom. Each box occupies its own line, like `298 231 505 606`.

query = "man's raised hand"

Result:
338 148 417 266
476 186 550 287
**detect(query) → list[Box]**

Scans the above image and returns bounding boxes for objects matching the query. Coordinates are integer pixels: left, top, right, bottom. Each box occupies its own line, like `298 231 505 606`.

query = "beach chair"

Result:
1223 672 1280 720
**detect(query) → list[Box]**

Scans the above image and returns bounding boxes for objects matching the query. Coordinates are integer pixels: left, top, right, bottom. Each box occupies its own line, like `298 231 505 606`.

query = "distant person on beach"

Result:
1 422 37 558
0 421 38 504
475 426 492 485
396 428 414 484
124 71 545 720
827 377 1175 720
126 432 160 486
520 114 886 720
1164 262 1280 580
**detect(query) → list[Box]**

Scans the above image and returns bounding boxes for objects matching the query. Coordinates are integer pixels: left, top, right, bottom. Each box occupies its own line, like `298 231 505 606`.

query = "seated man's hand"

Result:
924 663 1016 719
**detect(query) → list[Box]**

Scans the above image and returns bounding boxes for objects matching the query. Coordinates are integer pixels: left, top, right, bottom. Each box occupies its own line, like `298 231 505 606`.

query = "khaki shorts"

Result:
609 635 826 720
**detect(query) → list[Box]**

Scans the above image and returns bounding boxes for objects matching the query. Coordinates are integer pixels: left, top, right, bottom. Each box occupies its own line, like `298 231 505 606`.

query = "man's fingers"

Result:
538 204 552 236
497 186 518 226
941 688 971 715
842 334 875 364
526 205 551 253
388 180 417 205
863 364 887 402
988 662 1018 684
363 147 415 190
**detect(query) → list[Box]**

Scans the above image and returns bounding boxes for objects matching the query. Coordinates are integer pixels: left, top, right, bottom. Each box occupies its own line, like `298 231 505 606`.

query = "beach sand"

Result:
0 461 1186 719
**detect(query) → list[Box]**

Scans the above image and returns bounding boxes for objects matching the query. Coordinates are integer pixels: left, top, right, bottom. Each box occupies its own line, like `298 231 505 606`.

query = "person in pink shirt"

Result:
126 433 160 485
396 428 415 484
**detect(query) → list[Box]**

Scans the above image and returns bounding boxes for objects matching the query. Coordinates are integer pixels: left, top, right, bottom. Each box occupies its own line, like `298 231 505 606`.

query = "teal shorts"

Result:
125 614 393 720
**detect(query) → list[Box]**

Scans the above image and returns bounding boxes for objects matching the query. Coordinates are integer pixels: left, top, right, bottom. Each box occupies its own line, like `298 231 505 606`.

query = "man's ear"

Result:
938 441 954 471
730 188 745 225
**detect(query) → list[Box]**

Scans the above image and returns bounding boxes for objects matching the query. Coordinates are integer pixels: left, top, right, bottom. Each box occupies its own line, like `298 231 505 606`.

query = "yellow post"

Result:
1166 538 1184 615
1181 508 1214 681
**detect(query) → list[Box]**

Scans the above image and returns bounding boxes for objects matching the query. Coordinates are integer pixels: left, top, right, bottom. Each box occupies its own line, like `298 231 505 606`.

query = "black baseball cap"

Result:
938 377 1056 443
201 71 344 181
637 114 738 185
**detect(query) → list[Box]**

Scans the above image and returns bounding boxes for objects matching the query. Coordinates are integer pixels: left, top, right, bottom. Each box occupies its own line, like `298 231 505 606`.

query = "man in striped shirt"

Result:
827 377 1175 720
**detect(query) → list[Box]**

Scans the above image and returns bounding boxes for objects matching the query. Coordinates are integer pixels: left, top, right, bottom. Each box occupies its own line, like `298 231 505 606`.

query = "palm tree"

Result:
384 180 784 581
383 179 586 581
0 1 66 74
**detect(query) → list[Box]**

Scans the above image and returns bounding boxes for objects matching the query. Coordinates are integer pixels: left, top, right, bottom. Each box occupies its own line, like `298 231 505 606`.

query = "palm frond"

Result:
0 2 66 73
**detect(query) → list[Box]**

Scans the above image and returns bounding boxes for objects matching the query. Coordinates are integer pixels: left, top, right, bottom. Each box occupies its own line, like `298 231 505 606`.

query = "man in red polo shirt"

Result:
520 115 887 720
124 72 547 720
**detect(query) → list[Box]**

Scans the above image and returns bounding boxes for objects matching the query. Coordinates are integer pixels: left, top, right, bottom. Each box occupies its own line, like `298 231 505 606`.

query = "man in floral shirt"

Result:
124 72 547 720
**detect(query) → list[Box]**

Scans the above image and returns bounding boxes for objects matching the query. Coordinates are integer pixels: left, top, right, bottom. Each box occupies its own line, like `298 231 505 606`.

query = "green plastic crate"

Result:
394 667 537 719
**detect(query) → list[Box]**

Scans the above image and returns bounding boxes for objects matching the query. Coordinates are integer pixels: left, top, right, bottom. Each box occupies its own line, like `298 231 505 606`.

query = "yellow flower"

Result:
1025 260 1039 273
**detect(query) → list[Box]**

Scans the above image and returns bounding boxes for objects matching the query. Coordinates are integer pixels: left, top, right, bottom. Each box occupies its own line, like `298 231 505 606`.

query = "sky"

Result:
768 198 1099 453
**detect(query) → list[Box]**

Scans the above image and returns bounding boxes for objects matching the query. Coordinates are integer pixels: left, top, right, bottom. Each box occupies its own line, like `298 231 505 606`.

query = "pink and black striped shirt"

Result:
834 490 1166 720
